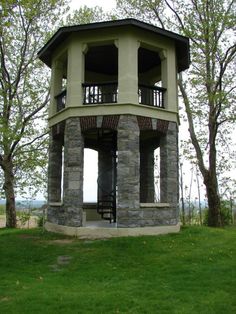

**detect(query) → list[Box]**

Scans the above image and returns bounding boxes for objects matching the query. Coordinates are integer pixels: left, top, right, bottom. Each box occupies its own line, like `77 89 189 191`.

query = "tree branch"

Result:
14 131 48 157
151 6 166 29
214 43 236 94
178 73 207 178
11 4 32 99
164 0 185 31
0 154 3 167
0 37 12 121
9 91 49 156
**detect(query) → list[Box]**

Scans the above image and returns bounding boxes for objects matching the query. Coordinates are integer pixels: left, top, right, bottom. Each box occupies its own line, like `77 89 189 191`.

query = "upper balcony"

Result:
55 82 166 112
38 19 190 125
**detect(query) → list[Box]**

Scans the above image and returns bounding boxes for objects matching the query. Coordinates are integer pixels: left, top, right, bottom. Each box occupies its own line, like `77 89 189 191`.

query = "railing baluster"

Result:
55 89 67 112
138 84 166 108
55 83 166 110
82 82 118 105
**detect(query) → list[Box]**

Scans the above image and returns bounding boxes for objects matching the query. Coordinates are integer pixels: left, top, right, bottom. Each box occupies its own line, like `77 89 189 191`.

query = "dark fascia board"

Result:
38 18 190 72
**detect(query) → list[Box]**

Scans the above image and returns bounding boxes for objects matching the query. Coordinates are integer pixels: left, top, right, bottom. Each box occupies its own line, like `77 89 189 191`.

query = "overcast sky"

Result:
70 0 116 11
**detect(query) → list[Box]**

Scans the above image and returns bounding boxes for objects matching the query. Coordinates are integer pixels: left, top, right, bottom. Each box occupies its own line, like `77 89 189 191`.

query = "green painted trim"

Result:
48 103 179 127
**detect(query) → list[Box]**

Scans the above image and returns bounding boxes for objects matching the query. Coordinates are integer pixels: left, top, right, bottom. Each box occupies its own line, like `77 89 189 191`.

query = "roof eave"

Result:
38 19 190 70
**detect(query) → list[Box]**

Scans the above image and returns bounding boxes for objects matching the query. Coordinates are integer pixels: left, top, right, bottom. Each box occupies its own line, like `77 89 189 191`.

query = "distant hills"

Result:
0 199 46 209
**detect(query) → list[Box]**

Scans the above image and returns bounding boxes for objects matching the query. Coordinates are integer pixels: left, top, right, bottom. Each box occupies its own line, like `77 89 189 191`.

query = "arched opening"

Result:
83 148 98 202
61 146 64 201
154 147 160 202
83 128 117 223
140 130 161 203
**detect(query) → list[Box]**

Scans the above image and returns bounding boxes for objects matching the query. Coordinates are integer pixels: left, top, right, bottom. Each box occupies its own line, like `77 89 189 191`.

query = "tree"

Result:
116 0 236 226
65 5 111 25
0 0 69 227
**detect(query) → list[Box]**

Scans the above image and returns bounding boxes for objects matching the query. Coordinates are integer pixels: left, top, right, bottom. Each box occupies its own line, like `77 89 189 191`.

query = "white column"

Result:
67 40 85 107
50 60 63 117
118 35 139 104
161 48 178 111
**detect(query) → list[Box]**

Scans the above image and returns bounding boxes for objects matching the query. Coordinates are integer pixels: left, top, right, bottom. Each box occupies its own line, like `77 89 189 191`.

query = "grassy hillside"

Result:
0 226 235 313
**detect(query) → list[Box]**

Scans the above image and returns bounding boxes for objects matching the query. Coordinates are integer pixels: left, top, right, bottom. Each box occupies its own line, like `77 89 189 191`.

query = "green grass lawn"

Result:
0 226 235 314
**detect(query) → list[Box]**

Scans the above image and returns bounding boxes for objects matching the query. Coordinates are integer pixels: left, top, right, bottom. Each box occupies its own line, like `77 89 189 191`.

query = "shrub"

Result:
18 212 31 226
0 204 5 215
203 200 233 226
37 215 46 227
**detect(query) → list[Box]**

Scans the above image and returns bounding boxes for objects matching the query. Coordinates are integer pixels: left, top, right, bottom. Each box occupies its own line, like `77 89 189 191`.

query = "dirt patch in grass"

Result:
17 234 41 239
0 215 38 229
48 239 75 244
0 296 11 302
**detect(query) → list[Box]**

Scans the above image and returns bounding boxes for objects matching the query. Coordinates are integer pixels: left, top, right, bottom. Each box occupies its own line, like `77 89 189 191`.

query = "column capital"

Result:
159 49 167 61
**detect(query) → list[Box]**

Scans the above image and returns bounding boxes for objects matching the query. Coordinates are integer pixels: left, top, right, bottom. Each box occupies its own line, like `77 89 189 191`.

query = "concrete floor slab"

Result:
45 221 180 239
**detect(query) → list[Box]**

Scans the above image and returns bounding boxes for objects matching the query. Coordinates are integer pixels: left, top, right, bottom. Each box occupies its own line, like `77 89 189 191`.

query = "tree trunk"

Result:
180 163 186 225
204 173 221 227
178 75 222 227
3 159 17 228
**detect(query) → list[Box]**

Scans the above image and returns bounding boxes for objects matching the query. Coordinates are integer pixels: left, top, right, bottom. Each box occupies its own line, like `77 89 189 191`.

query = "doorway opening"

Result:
83 129 117 223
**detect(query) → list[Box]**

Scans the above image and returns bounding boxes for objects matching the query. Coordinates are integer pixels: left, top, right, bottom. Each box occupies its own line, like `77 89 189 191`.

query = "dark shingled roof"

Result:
38 18 190 72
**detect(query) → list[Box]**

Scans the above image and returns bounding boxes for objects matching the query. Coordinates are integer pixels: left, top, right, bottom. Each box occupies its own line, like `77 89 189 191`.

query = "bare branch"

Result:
178 73 207 178
151 6 166 29
11 5 32 98
14 131 48 157
0 38 12 119
214 43 236 94
212 0 235 53
9 91 50 156
24 91 50 123
164 0 185 30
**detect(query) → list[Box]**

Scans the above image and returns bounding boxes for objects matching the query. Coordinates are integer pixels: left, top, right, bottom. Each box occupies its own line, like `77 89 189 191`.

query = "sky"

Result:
35 0 234 203
70 0 116 11
65 0 206 203
69 0 117 202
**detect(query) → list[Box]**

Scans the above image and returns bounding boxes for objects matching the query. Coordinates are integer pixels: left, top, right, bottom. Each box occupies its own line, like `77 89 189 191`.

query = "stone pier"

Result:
63 117 84 226
47 117 179 228
117 115 140 227
48 118 84 227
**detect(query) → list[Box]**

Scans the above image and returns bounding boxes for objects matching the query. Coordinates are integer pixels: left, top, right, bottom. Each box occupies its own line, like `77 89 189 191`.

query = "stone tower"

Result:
38 19 190 235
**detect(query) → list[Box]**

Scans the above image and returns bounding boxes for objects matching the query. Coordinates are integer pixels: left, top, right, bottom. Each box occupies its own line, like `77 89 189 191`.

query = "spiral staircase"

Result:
96 130 117 223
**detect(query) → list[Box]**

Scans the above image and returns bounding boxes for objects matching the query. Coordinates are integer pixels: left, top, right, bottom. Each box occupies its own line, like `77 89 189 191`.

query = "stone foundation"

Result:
117 203 178 227
47 115 179 230
45 221 181 239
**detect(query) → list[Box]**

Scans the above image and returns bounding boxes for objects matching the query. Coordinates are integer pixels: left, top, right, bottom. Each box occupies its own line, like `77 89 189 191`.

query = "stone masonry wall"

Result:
47 115 179 228
159 121 179 222
117 115 141 227
48 130 62 203
62 117 84 226
48 118 84 226
117 118 179 227
47 130 62 224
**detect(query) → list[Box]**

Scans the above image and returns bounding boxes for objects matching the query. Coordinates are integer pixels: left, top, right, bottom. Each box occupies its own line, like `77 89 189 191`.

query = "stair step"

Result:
97 209 113 214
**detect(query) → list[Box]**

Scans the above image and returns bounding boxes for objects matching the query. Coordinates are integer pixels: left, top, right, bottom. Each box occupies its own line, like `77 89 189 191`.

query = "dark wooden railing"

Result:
138 84 166 108
55 89 66 112
82 82 118 105
55 83 166 111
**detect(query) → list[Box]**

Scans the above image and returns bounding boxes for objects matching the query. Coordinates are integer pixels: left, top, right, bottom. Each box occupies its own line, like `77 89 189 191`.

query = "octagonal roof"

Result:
38 18 190 72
